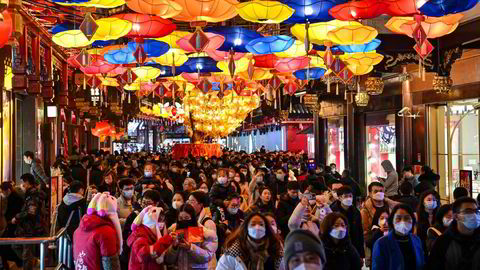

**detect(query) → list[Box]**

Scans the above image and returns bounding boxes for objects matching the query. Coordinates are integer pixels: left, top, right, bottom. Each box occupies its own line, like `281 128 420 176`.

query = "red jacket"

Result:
73 215 119 269
127 225 173 270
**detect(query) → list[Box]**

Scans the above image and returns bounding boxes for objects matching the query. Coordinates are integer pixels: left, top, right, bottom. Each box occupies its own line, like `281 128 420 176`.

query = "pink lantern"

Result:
274 56 310 72
176 32 225 52
81 56 117 75
206 50 246 61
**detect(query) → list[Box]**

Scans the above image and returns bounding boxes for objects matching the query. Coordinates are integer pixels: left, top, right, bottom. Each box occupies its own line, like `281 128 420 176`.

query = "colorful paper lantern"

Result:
274 40 312 57
246 35 295 55
348 64 374 75
56 0 125 8
217 58 250 74
385 14 463 39
206 50 247 61
180 57 222 73
177 32 225 52
100 77 120 87
125 0 182 18
127 40 170 57
236 0 294 23
343 52 384 66
253 54 279 69
133 66 163 82
337 39 381 53
52 30 93 48
275 56 310 72
93 18 132 41
328 0 418 21
153 48 189 66
0 11 13 49
113 13 176 39
327 24 378 45
293 67 326 80
81 57 117 74
206 27 263 53
419 0 480 17
172 0 239 22
282 0 348 23
104 48 136 64
309 55 326 68
153 31 191 49
238 68 273 80
291 20 362 45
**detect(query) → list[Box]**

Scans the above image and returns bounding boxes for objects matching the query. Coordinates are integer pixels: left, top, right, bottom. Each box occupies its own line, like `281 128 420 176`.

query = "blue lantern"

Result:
51 23 75 34
419 0 480 17
312 44 343 53
179 57 222 73
282 0 348 23
92 40 116 48
206 27 263 53
246 35 295 55
293 67 326 80
127 40 170 58
104 48 136 64
337 39 381 53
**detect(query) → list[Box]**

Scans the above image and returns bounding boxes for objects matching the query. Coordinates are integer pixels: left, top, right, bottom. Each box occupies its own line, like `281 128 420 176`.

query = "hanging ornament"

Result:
80 13 99 41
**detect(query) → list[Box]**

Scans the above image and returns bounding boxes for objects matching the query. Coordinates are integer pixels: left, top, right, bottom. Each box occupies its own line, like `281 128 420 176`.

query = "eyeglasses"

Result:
458 209 480 215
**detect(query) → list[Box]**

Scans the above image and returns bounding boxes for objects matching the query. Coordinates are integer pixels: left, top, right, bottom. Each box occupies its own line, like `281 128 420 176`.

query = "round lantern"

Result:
343 52 384 67
93 18 132 41
274 39 312 57
171 0 239 22
283 0 348 23
355 91 369 107
246 35 295 55
337 39 381 53
52 30 93 48
327 24 378 45
154 31 191 49
0 11 12 49
206 27 263 53
56 0 125 8
274 56 310 72
348 64 374 75
180 57 222 73
133 66 162 82
81 57 117 74
328 0 418 21
419 0 480 17
291 20 362 45
206 50 246 61
125 0 182 18
293 67 326 80
100 77 120 87
104 47 136 64
113 13 176 39
217 57 250 74
253 54 279 69
127 40 170 57
153 48 189 66
236 0 294 23
385 14 463 39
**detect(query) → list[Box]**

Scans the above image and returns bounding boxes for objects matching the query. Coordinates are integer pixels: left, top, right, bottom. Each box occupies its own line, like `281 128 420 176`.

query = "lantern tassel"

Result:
83 76 86 90
290 97 293 112
422 66 426 81
128 92 131 103
344 84 347 100
418 57 422 78
327 76 331 93
336 83 339 95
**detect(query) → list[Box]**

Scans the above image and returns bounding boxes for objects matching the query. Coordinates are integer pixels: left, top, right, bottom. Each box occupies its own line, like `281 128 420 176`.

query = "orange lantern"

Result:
385 13 463 39
112 13 176 39
172 0 239 22
0 11 13 49
125 0 183 18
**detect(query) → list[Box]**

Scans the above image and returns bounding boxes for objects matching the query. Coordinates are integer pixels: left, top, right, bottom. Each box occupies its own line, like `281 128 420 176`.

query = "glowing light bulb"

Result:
350 10 357 18
234 38 242 46
196 63 203 70
304 6 313 16
133 23 141 31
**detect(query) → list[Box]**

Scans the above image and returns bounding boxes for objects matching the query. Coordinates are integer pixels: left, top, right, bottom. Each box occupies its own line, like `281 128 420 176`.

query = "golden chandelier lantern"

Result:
303 93 319 112
365 76 384 96
433 74 453 94
355 91 370 107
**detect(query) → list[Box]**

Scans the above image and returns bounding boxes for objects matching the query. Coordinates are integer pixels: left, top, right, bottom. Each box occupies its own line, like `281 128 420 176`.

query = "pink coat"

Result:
127 225 173 270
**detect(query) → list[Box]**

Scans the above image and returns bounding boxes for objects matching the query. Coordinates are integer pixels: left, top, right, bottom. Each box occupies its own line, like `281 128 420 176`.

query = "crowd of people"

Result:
0 149 480 270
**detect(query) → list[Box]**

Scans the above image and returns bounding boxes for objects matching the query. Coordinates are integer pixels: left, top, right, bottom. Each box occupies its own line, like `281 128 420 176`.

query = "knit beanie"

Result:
284 229 326 268
87 192 123 254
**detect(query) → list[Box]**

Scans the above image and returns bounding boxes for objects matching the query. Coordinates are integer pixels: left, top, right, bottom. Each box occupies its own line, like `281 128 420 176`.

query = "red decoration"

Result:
254 54 279 69
81 56 117 75
284 80 299 96
328 0 418 21
113 13 176 39
0 11 13 49
274 56 310 73
171 143 223 159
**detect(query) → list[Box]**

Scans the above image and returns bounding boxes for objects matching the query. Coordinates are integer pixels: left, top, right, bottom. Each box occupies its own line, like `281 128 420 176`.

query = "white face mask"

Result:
379 218 387 227
293 263 322 270
443 217 453 227
372 192 385 201
172 201 183 210
394 221 412 235
248 225 266 240
329 228 347 239
424 200 437 210
218 177 228 185
341 197 353 207
200 188 209 193
227 207 239 215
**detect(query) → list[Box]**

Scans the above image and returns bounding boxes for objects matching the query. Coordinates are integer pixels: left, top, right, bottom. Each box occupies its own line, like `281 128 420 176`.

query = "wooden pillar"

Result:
314 113 327 165
402 66 413 166
346 93 356 177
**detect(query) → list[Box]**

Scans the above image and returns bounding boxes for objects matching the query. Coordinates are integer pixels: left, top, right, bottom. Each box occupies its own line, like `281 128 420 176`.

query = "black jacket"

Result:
249 200 276 215
70 164 88 186
15 187 47 237
322 235 362 270
209 183 236 208
5 191 24 222
391 194 419 213
90 168 104 187
426 220 480 270
330 200 365 257
56 194 86 240
275 194 300 238
341 176 362 198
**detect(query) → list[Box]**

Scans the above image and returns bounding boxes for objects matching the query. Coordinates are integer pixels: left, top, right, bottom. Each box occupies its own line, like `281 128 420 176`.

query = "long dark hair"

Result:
321 212 350 247
416 190 441 238
224 212 282 258
371 208 390 229
433 204 453 232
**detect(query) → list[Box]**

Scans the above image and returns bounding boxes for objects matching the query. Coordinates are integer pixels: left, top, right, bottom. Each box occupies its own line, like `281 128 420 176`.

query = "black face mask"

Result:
177 219 197 229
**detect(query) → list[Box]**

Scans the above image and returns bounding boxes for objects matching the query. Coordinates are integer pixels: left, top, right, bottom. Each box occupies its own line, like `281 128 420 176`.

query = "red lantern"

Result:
328 0 417 21
112 13 176 40
0 11 12 49
92 121 112 137
274 56 310 73
81 56 117 75
253 54 279 69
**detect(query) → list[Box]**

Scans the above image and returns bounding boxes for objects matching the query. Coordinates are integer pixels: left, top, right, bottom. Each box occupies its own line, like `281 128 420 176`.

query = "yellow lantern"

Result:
348 64 374 75
308 55 326 68
327 25 378 45
385 14 463 39
291 20 362 45
153 31 191 49
92 18 132 41
52 30 93 48
274 40 311 57
343 52 384 67
132 66 162 81
217 58 250 74
153 48 189 66
100 77 120 87
236 0 294 24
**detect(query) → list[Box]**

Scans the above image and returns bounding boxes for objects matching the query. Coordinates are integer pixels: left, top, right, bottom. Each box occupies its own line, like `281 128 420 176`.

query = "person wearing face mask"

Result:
56 181 86 242
426 197 480 270
284 229 326 270
169 162 185 191
164 191 187 228
213 193 244 234
314 194 333 222
416 190 441 255
276 181 301 238
321 212 362 270
209 169 236 208
264 213 283 247
127 206 174 270
365 208 390 252
117 179 136 227
166 204 218 270
426 204 453 252
217 212 283 270
198 181 210 194
329 163 341 179
274 167 288 195
372 204 425 270
329 186 365 261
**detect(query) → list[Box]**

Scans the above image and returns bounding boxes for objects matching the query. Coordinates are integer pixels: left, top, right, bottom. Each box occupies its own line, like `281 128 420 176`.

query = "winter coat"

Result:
372 230 425 270
117 195 134 227
4 191 23 222
360 198 391 236
216 239 283 270
247 199 276 215
209 183 236 208
381 160 398 197
164 225 218 270
15 187 47 237
71 164 88 186
127 225 173 270
322 235 362 270
30 159 50 186
0 195 6 236
276 194 300 238
73 214 120 270
330 200 365 257
57 193 86 241
287 203 320 236
426 221 480 270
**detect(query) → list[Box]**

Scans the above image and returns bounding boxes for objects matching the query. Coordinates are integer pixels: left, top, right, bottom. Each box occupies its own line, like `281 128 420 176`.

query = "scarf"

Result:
246 237 270 270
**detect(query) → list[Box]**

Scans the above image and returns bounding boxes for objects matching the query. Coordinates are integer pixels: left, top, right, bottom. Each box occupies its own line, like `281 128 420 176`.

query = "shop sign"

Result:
459 170 473 196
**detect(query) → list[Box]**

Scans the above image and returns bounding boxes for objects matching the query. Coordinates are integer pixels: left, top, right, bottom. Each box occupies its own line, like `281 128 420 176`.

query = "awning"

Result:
297 125 313 134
